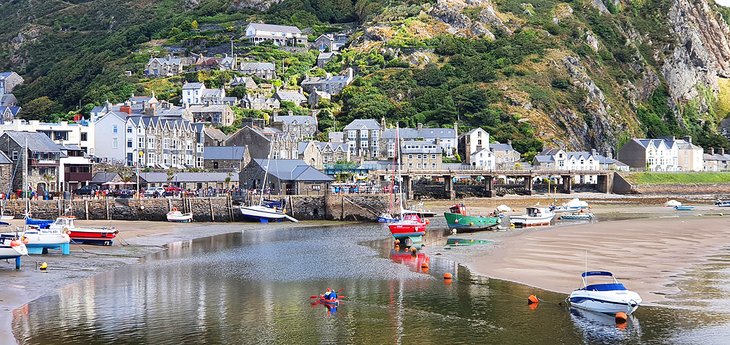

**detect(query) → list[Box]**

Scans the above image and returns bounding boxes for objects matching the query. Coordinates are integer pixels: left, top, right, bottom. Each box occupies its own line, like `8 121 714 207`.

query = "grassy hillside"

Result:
2 0 730 157
624 172 730 185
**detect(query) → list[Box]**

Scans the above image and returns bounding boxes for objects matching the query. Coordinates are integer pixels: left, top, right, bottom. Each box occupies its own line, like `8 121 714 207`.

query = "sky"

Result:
716 0 730 6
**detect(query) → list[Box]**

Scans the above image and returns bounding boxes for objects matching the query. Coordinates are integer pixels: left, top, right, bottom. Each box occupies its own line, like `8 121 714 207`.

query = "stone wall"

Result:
1 194 390 222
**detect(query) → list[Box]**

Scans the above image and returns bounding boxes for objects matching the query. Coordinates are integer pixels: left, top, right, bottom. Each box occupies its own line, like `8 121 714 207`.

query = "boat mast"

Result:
396 123 404 218
259 142 274 206
22 137 27 201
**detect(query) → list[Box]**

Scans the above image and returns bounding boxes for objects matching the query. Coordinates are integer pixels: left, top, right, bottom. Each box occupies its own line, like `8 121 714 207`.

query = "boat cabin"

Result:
402 213 423 223
526 207 550 217
579 271 627 291
449 204 467 215
51 217 76 229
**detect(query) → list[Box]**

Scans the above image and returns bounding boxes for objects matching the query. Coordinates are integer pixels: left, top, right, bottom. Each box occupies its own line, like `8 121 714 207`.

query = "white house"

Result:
381 123 457 159
244 23 306 46
618 139 679 171
470 148 495 170
665 137 704 172
92 111 128 164
0 119 95 155
182 82 206 105
533 149 601 171
462 128 489 165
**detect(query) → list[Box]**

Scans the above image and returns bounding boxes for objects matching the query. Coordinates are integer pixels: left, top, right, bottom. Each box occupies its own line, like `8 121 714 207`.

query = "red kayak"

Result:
388 214 427 238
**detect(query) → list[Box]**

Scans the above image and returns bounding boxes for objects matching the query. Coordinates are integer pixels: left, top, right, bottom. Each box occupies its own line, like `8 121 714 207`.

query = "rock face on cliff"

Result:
663 0 730 110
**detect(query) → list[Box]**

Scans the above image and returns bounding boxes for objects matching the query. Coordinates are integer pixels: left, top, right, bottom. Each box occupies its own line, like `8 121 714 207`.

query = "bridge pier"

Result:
484 175 494 198
402 175 413 200
523 175 534 195
597 173 612 193
444 175 455 200
561 175 572 194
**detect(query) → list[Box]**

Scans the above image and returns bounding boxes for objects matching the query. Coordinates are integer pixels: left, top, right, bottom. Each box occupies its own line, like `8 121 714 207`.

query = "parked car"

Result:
110 189 136 198
163 186 182 197
74 186 97 196
144 187 165 197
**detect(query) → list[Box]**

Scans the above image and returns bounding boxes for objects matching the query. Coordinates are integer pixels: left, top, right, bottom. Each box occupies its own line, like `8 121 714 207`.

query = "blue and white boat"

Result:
674 205 695 211
568 271 642 315
377 213 399 223
559 212 594 221
715 200 730 207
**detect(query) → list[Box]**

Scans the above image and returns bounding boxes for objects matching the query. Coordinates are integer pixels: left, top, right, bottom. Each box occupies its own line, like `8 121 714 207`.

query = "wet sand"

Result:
424 202 730 306
0 219 329 345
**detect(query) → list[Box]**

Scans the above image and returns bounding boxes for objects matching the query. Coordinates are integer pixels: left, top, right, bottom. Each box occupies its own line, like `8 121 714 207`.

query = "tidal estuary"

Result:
11 221 730 344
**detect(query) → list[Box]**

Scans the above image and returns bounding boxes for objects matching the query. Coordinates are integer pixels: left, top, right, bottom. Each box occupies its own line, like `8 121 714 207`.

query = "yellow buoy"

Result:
40 262 48 272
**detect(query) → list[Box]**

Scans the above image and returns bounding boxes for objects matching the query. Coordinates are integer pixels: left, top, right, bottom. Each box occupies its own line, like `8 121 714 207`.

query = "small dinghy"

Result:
569 271 642 315
166 209 193 223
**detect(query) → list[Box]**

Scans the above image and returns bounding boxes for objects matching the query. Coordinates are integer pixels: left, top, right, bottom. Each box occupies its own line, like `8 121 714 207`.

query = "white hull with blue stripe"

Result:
569 271 642 315
240 205 298 222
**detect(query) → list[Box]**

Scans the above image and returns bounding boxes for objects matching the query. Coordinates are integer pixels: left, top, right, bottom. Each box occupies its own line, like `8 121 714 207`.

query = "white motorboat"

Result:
0 215 13 221
6 225 71 255
240 205 298 223
568 271 642 315
509 207 555 227
552 198 589 213
715 199 730 207
0 235 28 259
166 209 193 223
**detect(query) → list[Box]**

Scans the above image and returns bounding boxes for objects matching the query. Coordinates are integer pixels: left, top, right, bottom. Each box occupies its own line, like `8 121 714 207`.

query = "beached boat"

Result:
715 200 730 207
25 216 53 229
10 225 71 255
509 207 555 227
444 204 501 232
674 205 695 211
559 212 594 221
568 271 642 315
0 235 28 269
240 205 298 223
166 209 193 223
665 200 682 207
0 215 13 221
551 198 589 213
388 213 427 238
49 216 118 246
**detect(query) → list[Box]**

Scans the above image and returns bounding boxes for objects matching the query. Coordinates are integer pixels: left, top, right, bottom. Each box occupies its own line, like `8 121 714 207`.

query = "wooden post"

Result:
106 199 110 220
209 197 215 222
341 195 345 220
84 200 89 220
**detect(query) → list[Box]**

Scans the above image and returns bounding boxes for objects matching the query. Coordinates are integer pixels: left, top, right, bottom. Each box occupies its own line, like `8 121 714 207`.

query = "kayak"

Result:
319 295 340 306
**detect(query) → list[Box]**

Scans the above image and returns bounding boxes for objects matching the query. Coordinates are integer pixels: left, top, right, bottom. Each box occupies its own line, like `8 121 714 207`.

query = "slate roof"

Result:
182 82 205 90
318 52 336 60
230 76 257 88
0 72 17 80
3 131 62 153
204 146 246 160
139 172 239 183
274 115 317 126
246 23 302 34
253 159 333 182
0 106 21 117
239 62 275 71
0 151 10 164
381 127 456 140
490 142 518 153
275 89 306 103
91 172 120 184
204 127 228 142
401 141 442 154
344 119 380 131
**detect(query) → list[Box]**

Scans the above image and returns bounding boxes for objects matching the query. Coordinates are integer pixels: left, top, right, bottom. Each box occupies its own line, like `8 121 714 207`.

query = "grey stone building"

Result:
239 159 332 195
0 131 62 194
203 146 250 172
271 114 318 140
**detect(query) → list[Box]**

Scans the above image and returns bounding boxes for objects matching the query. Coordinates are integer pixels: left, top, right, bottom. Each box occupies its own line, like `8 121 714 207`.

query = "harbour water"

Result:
11 220 730 344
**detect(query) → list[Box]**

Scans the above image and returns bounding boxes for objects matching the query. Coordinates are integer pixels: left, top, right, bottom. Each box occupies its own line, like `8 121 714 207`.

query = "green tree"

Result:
191 20 199 31
21 97 61 122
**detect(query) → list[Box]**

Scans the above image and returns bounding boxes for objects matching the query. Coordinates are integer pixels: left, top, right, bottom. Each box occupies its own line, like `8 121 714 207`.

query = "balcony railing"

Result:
30 159 59 166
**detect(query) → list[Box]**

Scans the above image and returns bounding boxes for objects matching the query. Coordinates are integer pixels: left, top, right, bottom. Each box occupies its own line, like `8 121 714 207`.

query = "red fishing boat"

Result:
388 213 427 238
49 216 118 246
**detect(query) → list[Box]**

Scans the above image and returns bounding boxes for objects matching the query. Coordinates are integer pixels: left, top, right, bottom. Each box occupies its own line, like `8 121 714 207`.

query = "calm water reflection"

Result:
12 223 730 344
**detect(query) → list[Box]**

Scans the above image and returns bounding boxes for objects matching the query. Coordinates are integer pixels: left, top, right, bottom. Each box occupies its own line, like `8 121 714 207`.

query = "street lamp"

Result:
136 150 144 199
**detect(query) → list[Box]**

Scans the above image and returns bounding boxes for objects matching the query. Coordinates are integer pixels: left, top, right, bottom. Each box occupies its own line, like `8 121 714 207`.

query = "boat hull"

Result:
0 215 14 221
240 205 298 223
69 228 118 246
444 212 500 231
510 215 554 227
559 214 593 220
674 206 695 211
388 223 426 238
569 290 641 315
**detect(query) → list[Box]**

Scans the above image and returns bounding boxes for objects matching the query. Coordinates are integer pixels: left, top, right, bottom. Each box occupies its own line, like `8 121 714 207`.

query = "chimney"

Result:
684 135 692 144
605 149 613 160
417 123 423 131
347 67 354 80
591 148 597 156
722 148 726 155
507 139 512 146
120 105 132 115
381 117 386 129
710 147 715 155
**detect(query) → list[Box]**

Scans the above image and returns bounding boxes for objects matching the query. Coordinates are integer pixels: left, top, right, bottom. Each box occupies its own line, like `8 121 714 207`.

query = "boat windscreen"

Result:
581 271 613 277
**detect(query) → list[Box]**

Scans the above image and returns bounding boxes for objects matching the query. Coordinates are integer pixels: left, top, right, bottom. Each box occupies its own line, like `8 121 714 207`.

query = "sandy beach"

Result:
423 199 730 307
0 219 329 344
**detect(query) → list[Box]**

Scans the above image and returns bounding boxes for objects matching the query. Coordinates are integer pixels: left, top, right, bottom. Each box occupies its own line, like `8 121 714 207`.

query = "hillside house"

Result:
145 55 184 77
244 23 306 46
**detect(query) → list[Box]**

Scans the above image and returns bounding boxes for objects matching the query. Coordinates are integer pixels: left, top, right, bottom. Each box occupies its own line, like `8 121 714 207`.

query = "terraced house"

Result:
125 116 205 169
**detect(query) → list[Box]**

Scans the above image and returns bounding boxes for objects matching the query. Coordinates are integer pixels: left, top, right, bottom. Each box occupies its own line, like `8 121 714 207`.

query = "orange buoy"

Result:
615 312 628 323
421 262 429 268
425 219 430 225
444 278 452 285
528 295 539 305
443 272 453 280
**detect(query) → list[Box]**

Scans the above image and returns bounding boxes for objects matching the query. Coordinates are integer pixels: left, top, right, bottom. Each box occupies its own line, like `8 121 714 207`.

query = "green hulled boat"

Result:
444 204 501 232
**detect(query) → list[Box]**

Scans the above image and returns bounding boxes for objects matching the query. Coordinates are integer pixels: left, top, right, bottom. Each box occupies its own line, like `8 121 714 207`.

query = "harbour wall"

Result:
2 194 391 222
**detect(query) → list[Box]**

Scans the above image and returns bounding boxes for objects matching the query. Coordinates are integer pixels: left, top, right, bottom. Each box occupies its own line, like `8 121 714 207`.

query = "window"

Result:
138 138 144 148
80 133 87 141
127 126 133 133
213 162 219 169
112 125 118 134
477 140 482 145
11 151 18 160
112 138 118 149
127 139 133 148
432 154 436 159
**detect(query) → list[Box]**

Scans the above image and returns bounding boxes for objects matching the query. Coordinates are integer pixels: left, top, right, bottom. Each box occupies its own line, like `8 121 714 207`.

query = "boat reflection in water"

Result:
569 307 641 343
390 248 430 273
